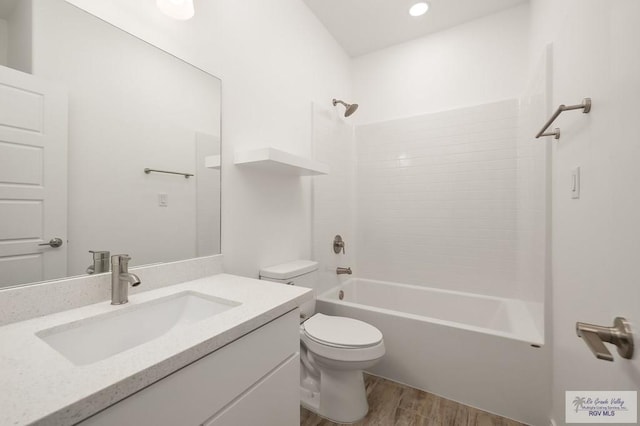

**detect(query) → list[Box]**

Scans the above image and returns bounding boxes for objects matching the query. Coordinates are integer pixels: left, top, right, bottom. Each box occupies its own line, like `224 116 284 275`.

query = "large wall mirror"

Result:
0 0 221 289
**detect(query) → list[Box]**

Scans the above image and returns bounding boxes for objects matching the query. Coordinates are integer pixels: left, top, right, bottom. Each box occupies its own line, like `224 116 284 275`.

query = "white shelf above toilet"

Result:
234 147 329 176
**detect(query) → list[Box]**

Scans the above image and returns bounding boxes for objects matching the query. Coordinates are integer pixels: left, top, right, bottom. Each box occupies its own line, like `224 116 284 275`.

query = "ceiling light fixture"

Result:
157 0 195 20
409 2 429 17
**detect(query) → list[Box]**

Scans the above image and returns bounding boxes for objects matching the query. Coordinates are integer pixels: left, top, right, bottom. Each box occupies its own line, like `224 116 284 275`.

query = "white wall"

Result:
218 0 352 277
31 0 221 274
528 0 640 424
60 0 353 278
352 4 530 124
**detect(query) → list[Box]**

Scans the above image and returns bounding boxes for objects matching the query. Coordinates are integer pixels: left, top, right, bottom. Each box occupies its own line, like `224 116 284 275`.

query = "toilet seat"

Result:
302 313 383 348
300 314 385 363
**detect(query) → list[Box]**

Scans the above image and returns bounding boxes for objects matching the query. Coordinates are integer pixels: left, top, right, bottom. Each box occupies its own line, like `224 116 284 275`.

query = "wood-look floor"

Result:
300 375 526 426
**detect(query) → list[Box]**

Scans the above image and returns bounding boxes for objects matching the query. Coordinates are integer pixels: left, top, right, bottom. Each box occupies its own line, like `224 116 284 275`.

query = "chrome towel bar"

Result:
536 97 591 140
144 168 194 179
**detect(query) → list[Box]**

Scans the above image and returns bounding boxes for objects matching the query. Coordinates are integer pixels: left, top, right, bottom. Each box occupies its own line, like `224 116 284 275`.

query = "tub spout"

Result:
336 267 352 275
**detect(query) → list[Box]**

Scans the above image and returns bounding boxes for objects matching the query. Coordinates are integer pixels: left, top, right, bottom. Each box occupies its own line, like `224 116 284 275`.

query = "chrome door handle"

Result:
39 238 64 248
576 317 634 361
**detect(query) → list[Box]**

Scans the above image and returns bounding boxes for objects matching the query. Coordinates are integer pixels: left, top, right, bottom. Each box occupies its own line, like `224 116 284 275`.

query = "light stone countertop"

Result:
0 273 312 426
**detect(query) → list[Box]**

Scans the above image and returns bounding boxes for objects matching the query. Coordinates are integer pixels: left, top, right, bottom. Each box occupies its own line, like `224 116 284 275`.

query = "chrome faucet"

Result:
111 254 141 305
336 267 352 275
87 250 110 275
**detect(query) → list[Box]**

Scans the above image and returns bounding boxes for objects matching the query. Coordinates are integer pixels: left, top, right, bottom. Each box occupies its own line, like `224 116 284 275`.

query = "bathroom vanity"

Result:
0 272 312 425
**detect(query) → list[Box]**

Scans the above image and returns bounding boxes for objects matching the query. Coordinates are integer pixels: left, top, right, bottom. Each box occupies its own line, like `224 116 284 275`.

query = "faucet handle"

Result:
111 254 131 268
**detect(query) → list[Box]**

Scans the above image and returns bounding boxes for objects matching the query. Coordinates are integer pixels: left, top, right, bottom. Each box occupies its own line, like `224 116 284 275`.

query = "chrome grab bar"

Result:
144 168 194 179
536 97 591 140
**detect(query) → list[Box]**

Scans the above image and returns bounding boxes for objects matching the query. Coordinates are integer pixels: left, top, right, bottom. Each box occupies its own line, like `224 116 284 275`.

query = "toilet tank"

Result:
259 260 318 321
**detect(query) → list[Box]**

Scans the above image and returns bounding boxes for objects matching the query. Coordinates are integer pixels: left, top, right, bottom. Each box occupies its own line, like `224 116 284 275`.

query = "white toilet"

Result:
259 260 385 423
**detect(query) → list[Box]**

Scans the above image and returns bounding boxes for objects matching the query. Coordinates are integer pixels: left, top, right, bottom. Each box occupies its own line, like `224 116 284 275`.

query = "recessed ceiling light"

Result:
409 2 429 17
157 0 195 20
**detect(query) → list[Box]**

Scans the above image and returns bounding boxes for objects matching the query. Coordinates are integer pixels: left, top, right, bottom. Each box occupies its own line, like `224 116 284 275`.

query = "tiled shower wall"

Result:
355 100 522 298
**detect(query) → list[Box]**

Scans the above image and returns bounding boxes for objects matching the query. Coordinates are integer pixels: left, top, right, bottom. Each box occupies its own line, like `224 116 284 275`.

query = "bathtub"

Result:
316 278 549 426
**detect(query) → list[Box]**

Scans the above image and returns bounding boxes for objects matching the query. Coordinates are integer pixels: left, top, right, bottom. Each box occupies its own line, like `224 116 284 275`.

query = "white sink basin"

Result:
36 291 241 366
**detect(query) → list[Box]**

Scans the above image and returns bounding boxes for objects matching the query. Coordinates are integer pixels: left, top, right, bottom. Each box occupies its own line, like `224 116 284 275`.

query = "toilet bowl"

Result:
259 261 385 423
299 313 385 422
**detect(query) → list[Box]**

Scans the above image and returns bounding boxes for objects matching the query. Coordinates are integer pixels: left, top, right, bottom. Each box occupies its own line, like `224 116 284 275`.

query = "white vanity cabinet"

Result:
78 309 300 426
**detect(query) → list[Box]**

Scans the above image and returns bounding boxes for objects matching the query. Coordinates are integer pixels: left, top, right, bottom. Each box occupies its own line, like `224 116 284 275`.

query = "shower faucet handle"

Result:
333 235 345 254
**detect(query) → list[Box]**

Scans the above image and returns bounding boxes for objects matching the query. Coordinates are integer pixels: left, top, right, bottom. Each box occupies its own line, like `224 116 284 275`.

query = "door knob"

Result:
39 237 64 248
576 317 634 361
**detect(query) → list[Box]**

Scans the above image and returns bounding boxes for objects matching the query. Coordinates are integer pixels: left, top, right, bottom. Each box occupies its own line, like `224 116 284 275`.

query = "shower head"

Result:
333 98 359 117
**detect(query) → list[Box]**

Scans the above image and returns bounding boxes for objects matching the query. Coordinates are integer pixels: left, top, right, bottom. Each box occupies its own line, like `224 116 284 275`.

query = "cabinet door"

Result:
78 309 299 426
203 355 299 426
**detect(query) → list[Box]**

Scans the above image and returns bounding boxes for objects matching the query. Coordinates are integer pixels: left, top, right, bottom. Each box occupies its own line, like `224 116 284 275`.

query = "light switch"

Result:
158 193 168 207
571 167 580 199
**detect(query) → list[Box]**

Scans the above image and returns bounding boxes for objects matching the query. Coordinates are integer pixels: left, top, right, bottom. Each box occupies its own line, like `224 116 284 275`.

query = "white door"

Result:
0 66 68 288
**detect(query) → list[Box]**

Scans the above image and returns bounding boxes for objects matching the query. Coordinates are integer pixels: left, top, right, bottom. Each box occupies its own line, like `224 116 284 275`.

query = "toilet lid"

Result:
302 313 383 348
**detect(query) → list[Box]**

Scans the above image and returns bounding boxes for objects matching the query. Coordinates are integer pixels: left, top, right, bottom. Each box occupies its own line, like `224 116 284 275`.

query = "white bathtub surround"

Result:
355 100 525 299
0 255 223 327
0 273 312 425
317 278 547 425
